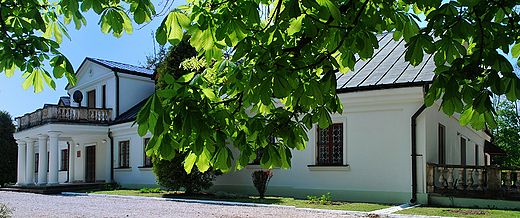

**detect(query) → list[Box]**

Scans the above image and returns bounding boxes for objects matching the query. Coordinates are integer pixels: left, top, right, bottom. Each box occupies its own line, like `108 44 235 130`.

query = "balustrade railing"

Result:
15 105 112 131
427 163 520 200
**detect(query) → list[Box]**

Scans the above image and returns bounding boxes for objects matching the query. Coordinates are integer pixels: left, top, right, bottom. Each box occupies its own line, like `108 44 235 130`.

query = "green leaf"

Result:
178 72 195 83
288 14 305 36
183 152 197 173
513 43 520 58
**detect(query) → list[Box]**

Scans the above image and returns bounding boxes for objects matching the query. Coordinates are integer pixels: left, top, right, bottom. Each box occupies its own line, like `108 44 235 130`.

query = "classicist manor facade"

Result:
14 33 512 205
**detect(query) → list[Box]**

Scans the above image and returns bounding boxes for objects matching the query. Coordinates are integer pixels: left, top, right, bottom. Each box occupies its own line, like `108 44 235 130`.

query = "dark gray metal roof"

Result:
86 57 154 76
58 96 71 106
336 32 435 92
112 97 149 124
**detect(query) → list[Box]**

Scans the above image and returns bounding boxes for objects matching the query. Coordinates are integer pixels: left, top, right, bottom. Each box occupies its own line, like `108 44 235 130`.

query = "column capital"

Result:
16 139 27 146
47 131 62 138
25 137 37 142
37 134 49 140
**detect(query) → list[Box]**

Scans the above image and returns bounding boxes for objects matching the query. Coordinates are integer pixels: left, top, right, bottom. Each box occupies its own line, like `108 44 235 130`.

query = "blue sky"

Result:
0 0 186 118
0 2 518 119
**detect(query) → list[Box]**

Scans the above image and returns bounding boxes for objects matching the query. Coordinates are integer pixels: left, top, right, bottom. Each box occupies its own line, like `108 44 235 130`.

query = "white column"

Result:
68 141 75 183
25 137 36 185
48 131 61 185
15 140 26 186
37 134 48 186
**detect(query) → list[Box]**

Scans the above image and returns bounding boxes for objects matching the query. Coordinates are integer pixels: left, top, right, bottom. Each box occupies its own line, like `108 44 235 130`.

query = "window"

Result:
119 141 130 168
102 85 106 109
317 123 343 165
460 137 466 166
250 135 275 165
87 90 96 108
438 124 445 164
475 144 479 166
143 138 152 167
61 149 69 171
35 153 39 172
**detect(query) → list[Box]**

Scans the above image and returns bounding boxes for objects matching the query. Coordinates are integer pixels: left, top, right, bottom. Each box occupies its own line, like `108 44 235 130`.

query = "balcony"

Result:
427 163 520 200
16 105 113 131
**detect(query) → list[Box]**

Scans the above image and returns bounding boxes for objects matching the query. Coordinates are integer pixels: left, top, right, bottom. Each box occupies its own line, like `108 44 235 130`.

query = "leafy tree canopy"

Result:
3 0 520 172
491 100 520 167
0 110 17 185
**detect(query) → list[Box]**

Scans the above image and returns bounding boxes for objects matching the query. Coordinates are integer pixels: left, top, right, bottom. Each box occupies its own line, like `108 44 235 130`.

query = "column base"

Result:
46 182 59 186
25 182 36 186
15 182 25 186
37 182 47 186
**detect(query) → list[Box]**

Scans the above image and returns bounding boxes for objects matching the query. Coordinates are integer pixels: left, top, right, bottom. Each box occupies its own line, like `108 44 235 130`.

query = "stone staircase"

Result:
0 183 104 194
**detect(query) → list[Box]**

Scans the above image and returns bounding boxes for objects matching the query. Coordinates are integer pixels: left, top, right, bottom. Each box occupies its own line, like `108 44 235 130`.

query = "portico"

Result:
14 112 112 186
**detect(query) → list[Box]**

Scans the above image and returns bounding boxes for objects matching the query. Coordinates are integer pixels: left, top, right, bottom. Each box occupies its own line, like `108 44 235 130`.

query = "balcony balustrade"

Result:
16 105 112 131
427 163 520 200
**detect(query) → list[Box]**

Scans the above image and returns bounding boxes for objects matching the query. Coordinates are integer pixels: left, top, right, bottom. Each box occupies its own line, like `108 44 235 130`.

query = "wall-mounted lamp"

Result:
76 143 80 147
102 139 107 144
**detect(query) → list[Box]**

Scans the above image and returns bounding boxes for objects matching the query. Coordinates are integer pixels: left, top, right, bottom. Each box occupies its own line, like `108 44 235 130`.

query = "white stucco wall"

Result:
210 87 426 203
110 123 157 188
66 60 154 120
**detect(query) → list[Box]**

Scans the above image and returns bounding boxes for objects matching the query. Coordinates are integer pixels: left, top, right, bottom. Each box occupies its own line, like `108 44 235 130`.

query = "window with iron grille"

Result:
119 141 130 168
251 135 276 165
35 153 39 172
317 123 343 165
61 149 69 171
144 138 152 167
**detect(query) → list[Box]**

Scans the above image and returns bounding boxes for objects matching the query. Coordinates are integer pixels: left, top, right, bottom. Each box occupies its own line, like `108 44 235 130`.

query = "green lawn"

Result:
80 190 391 212
396 206 520 218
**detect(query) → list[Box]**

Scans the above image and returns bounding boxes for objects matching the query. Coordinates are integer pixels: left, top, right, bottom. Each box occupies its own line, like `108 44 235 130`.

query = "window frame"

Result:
438 124 446 165
316 123 344 165
61 149 69 171
119 140 130 168
310 117 348 167
143 138 152 167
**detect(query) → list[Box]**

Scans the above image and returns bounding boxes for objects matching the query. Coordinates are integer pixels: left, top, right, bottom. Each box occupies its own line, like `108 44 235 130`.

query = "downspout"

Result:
410 84 429 203
114 70 120 116
411 104 426 203
108 131 114 182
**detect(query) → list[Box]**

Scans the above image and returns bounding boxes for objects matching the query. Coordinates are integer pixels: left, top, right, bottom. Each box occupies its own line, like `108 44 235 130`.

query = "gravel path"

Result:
1 191 367 218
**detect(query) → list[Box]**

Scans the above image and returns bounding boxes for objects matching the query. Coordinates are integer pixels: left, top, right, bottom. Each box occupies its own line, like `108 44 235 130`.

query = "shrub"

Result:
98 182 122 191
139 187 161 193
251 169 273 199
152 152 222 194
307 192 332 205
0 203 13 218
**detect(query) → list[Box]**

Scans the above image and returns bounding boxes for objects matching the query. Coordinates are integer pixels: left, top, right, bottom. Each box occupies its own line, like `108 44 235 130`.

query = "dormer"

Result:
65 57 155 120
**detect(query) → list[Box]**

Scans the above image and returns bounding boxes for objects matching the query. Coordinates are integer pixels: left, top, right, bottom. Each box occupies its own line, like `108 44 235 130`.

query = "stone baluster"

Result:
516 170 520 193
466 168 474 190
457 168 465 190
438 167 446 189
427 165 435 193
447 168 455 189
505 170 512 192
477 168 484 191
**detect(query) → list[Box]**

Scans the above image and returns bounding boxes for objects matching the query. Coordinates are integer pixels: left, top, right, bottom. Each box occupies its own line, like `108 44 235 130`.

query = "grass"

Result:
396 206 520 218
79 189 391 212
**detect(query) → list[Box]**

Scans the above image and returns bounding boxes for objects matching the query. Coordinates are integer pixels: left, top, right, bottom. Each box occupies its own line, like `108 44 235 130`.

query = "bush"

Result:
307 192 332 205
139 187 161 193
98 182 122 191
251 170 273 199
0 203 13 218
0 111 17 186
152 152 222 194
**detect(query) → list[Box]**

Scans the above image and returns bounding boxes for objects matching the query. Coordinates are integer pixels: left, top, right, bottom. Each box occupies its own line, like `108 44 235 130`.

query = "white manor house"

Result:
12 33 518 205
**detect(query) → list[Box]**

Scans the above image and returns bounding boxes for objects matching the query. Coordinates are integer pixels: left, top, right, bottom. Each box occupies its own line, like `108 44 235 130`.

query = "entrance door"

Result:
85 146 96 183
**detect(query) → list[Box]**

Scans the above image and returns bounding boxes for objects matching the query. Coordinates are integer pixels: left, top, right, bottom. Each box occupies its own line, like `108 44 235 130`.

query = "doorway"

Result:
85 146 96 182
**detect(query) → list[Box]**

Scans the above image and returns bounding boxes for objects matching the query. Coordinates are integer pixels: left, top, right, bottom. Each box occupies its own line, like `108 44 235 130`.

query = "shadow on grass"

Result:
161 192 285 204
